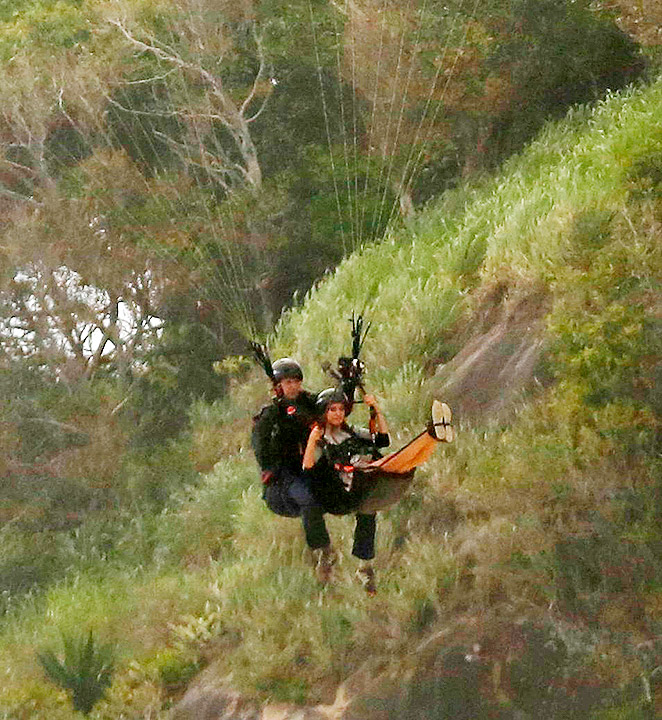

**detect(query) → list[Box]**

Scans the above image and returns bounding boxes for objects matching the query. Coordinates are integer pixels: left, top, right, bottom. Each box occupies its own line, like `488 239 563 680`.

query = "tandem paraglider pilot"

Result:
250 357 337 577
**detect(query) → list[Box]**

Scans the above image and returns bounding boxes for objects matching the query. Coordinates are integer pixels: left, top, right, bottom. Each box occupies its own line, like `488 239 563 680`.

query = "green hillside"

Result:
1 75 661 719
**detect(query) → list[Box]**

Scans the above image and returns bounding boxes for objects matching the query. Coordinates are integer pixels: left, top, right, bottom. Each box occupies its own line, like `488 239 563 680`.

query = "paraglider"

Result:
250 317 454 593
250 354 331 560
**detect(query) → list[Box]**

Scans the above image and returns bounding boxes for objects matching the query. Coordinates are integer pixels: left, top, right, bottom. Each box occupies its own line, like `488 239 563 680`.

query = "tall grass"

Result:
277 78 662 384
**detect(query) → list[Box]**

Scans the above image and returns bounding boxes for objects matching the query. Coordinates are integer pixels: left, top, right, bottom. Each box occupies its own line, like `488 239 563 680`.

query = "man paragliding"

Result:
249 319 454 594
250 354 336 577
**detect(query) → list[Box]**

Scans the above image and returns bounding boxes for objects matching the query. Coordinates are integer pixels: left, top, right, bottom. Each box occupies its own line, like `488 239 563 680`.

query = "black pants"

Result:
263 469 330 550
315 471 377 561
264 470 376 559
352 513 376 561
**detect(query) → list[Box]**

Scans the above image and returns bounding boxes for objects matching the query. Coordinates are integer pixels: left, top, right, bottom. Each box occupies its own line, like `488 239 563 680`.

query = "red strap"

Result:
334 463 354 473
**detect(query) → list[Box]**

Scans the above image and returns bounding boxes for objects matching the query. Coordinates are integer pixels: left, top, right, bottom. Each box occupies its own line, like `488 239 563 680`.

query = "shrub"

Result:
37 629 115 716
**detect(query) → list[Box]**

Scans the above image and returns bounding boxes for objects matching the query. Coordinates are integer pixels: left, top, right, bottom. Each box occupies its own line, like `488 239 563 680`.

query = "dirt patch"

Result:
606 0 662 48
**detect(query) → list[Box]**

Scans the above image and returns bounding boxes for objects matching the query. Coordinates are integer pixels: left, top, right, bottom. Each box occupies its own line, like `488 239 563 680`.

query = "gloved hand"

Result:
261 470 275 485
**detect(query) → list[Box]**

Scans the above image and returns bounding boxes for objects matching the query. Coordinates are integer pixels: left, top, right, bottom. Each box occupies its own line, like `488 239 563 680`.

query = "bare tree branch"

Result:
24 416 90 437
104 93 232 126
110 20 231 111
109 17 263 191
240 22 271 117
85 295 119 379
1 158 42 178
119 69 178 85
152 130 241 190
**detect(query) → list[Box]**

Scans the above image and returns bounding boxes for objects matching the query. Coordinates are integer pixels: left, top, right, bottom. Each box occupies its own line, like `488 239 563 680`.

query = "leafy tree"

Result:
0 152 165 382
481 0 645 164
0 357 88 465
105 0 274 193
123 297 231 446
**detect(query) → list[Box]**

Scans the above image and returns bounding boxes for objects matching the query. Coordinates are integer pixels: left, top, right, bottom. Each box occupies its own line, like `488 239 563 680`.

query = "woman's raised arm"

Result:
302 423 324 469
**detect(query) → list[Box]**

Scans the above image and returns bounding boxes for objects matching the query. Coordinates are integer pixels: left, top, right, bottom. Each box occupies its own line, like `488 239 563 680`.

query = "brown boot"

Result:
312 544 337 585
356 563 377 596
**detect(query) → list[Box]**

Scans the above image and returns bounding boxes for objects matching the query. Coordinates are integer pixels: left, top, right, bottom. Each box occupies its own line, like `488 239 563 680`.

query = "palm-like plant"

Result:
37 630 115 716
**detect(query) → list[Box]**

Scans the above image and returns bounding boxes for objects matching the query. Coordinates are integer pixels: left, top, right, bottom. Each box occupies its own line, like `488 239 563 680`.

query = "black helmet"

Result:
272 357 303 382
316 386 350 415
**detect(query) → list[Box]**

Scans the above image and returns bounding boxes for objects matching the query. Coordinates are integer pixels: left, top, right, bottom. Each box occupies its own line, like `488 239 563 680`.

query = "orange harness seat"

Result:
366 431 437 474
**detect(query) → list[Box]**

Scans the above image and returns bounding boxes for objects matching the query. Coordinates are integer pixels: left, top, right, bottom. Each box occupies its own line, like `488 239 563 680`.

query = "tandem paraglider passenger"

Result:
302 387 389 594
303 386 454 595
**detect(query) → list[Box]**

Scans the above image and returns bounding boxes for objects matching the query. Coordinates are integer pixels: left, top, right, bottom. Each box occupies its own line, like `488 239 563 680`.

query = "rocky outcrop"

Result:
171 657 397 720
431 285 551 422
171 609 631 720
171 682 260 720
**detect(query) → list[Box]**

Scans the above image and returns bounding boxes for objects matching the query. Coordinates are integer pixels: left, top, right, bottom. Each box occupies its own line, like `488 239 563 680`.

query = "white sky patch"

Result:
3 264 164 365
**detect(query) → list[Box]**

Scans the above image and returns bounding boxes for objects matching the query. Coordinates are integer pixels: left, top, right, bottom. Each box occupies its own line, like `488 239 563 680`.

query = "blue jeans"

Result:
263 469 330 550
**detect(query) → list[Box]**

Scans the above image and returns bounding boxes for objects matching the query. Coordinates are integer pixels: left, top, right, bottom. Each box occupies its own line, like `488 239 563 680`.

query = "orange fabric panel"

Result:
368 432 437 473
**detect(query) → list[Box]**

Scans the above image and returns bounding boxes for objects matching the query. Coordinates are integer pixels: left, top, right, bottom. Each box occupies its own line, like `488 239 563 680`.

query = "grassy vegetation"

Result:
1 75 661 718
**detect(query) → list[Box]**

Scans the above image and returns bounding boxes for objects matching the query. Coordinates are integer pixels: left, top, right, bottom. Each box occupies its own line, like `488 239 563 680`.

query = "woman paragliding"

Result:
302 386 453 595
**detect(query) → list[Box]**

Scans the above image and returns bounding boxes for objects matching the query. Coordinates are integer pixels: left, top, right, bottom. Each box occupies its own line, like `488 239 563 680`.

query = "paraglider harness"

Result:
324 432 381 473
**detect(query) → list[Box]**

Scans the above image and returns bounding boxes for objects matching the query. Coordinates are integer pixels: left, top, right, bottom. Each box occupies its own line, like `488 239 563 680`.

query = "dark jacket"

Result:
251 390 318 476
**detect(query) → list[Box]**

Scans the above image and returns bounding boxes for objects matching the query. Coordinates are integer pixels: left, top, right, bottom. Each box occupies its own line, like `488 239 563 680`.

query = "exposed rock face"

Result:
171 610 622 720
171 684 259 720
170 660 388 720
431 286 551 422
171 686 332 720
609 0 662 48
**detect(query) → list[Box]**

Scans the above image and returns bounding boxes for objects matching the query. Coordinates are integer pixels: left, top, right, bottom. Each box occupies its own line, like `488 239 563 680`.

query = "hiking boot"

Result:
312 544 337 585
428 400 454 442
356 563 377 596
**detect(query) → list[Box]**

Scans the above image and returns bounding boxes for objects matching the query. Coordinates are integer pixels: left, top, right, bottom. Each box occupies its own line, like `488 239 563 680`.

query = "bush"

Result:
121 440 197 510
547 208 661 460
137 648 202 694
37 629 115 716
0 531 68 613
483 0 645 164
550 520 658 616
